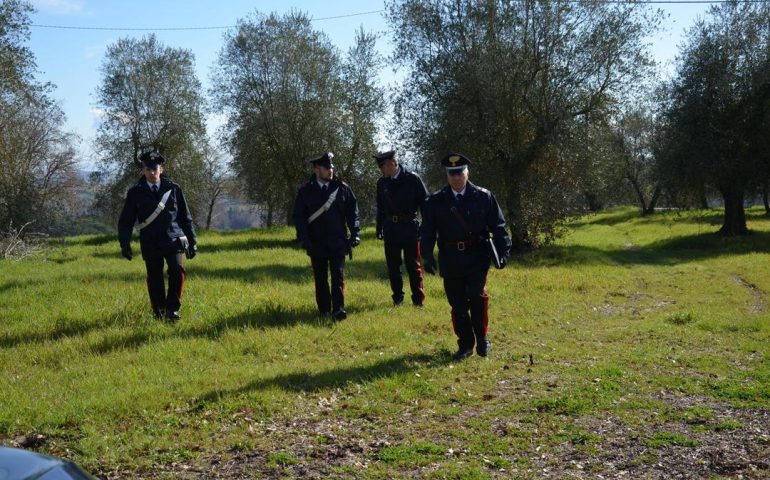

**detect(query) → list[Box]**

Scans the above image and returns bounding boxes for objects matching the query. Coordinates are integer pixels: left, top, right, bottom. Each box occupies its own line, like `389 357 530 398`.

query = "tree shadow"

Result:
521 230 770 267
89 302 382 355
75 234 115 246
0 314 125 349
569 207 770 229
0 279 43 294
569 208 644 227
191 257 388 284
203 237 301 253
195 352 446 405
191 263 311 284
92 251 126 260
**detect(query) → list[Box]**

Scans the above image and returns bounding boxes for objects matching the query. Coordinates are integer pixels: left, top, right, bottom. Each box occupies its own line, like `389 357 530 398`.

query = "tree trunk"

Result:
205 198 215 230
265 203 274 228
718 186 748 236
643 185 661 216
627 174 650 215
583 191 602 212
762 180 770 216
506 178 532 252
284 196 294 226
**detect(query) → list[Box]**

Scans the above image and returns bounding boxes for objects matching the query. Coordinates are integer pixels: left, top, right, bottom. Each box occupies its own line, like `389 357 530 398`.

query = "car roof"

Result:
0 447 95 480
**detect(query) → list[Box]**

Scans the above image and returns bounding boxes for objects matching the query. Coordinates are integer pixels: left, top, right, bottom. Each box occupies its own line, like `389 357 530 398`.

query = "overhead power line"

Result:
30 9 386 31
28 1 770 32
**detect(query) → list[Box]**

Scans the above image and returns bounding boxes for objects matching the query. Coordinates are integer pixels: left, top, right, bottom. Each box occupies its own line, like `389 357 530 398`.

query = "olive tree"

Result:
94 34 213 224
661 1 770 235
211 11 384 225
387 0 661 249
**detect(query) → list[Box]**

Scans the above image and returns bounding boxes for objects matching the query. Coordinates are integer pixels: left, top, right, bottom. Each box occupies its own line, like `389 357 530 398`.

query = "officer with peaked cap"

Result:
118 149 197 321
374 150 429 306
293 152 360 320
421 152 511 360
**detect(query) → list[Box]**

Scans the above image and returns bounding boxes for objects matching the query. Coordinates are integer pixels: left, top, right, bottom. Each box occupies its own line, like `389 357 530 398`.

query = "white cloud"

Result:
31 0 86 15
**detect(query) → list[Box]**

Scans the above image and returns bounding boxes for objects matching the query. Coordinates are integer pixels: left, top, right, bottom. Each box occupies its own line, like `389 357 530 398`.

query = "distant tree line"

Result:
2 0 770 249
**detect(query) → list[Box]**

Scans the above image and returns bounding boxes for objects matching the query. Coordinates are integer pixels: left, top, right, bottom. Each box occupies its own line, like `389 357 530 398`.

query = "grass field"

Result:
1 207 769 479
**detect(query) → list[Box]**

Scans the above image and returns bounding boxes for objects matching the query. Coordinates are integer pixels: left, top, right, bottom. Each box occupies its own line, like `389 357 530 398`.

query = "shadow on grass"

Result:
76 234 115 246
88 302 383 355
203 237 300 253
522 230 770 267
569 208 646 227
570 207 770 228
0 279 43 294
0 314 125 349
192 263 310 284
195 352 445 404
191 258 388 284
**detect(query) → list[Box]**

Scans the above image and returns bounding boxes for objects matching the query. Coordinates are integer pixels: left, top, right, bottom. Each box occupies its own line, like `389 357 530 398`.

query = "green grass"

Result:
1 207 770 477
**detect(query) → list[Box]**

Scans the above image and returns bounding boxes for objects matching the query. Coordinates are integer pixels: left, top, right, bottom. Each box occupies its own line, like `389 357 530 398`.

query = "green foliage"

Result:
386 0 663 249
94 34 211 221
0 0 35 93
660 1 770 235
0 0 81 235
211 12 383 225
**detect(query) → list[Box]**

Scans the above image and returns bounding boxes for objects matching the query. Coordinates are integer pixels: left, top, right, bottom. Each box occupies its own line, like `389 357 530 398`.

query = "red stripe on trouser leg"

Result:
414 241 425 303
481 286 489 335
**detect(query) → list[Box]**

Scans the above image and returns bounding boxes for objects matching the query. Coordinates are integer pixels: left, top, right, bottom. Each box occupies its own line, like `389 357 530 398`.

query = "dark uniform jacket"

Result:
376 166 429 243
421 182 511 278
118 176 196 256
293 176 360 257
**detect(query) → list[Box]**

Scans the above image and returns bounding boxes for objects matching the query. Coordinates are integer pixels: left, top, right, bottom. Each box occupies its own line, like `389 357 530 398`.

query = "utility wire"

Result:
28 0 770 32
31 9 385 31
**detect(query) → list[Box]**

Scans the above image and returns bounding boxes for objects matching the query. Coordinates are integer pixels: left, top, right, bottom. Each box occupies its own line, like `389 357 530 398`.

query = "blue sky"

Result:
27 0 712 166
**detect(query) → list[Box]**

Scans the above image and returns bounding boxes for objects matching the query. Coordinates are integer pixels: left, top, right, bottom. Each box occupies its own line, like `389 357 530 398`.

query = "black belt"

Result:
443 239 475 251
388 214 414 223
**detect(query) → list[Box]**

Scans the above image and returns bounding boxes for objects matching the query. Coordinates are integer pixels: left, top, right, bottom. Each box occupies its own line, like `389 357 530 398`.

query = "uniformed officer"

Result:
375 150 429 306
293 152 361 320
421 153 511 360
118 150 197 321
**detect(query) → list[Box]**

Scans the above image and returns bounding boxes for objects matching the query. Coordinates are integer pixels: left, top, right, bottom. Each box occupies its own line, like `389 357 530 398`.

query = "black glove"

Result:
498 256 507 269
121 245 132 261
349 236 360 248
187 243 197 259
376 231 383 240
423 257 436 275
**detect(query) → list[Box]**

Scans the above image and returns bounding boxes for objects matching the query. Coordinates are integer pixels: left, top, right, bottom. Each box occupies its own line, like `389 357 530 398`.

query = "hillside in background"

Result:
1 207 769 478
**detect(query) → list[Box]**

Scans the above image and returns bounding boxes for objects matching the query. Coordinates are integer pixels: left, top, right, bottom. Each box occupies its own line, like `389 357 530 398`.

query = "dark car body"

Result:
0 447 96 479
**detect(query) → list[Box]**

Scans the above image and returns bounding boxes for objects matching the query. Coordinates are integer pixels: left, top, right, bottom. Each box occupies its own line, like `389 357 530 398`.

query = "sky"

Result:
27 0 713 168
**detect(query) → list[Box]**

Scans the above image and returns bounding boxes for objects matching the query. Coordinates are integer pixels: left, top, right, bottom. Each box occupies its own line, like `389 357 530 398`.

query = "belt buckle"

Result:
391 215 399 223
457 241 466 251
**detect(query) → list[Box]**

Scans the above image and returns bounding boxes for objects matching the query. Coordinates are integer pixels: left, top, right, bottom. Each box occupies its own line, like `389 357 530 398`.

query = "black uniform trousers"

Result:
144 247 186 315
310 255 346 315
442 267 489 350
384 238 425 305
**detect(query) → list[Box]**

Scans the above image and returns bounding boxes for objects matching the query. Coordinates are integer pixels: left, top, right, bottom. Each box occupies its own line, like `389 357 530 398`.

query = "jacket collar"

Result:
443 181 476 197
